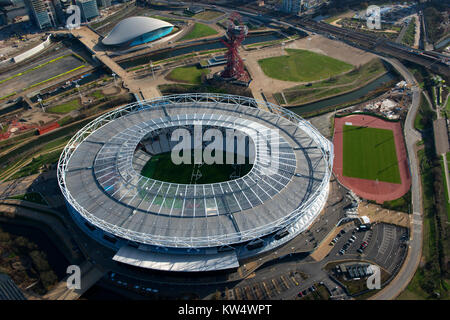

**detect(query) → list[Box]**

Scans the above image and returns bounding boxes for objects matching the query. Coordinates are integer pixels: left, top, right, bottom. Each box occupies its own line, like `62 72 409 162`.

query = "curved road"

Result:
195 0 425 300
370 57 423 300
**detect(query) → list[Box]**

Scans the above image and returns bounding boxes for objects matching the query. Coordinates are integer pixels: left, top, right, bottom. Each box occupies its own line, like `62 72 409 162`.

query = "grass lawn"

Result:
258 49 353 82
402 19 416 46
8 192 48 205
57 115 74 126
441 152 450 221
47 99 80 114
90 90 105 100
382 191 411 213
342 125 401 183
180 23 218 41
140 152 252 184
281 58 387 105
299 283 331 300
41 136 70 151
192 10 224 21
324 16 341 24
166 66 210 85
414 93 434 131
10 150 61 180
446 94 450 117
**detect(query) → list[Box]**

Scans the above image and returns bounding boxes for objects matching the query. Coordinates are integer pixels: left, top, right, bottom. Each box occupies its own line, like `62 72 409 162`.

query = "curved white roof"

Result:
102 16 173 46
58 94 333 249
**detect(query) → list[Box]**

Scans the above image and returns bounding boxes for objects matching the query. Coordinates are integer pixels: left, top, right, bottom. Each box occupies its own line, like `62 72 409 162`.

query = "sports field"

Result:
180 23 218 41
141 152 252 184
166 66 210 85
342 125 401 184
258 49 353 82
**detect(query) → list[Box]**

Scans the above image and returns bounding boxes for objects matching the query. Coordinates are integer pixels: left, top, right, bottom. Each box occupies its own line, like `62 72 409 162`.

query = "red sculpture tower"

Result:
220 12 250 83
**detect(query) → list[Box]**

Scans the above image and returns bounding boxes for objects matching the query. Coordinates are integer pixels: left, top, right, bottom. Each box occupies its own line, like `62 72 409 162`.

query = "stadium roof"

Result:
102 16 173 46
58 94 333 249
113 246 239 272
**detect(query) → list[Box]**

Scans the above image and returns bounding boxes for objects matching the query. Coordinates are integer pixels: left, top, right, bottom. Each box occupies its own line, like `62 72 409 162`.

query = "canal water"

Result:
288 72 398 116
118 32 284 69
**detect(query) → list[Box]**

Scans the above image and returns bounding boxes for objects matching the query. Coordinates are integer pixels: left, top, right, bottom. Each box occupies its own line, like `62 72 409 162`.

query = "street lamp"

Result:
37 97 45 112
149 61 155 80
75 83 82 101
112 72 117 86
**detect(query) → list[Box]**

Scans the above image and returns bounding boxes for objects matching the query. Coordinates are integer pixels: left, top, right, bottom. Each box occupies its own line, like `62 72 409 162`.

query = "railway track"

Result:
296 18 449 77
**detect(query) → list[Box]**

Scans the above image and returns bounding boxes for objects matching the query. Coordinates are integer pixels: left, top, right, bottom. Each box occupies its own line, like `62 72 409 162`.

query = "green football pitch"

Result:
342 125 401 184
140 152 252 184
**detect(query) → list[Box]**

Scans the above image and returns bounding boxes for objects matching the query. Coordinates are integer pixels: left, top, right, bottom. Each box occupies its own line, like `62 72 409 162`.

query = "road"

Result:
370 57 423 300
70 27 127 79
435 91 450 204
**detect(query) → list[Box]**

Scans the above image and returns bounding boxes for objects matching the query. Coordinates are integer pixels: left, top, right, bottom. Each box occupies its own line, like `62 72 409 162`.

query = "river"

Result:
118 32 285 69
288 72 398 116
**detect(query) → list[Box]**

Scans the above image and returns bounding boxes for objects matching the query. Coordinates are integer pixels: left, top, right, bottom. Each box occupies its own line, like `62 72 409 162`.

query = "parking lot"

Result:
225 271 305 300
327 222 408 274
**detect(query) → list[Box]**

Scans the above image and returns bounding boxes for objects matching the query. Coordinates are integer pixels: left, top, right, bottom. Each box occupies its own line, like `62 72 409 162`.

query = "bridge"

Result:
71 26 164 100
71 27 128 79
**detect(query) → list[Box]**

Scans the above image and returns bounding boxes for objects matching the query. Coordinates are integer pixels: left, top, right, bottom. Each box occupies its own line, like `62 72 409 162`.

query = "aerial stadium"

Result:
57 94 333 272
101 16 174 48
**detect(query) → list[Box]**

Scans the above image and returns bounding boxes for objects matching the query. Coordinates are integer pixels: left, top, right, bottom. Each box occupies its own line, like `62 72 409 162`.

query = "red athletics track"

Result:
333 114 411 204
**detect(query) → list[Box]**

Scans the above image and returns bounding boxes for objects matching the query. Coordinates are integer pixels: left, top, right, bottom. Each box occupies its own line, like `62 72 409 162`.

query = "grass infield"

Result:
258 49 353 82
141 152 252 184
180 23 218 41
342 125 401 184
47 99 80 113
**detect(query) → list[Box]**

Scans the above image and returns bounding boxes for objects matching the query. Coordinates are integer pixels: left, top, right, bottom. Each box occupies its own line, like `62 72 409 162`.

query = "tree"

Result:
30 250 50 272
40 270 58 291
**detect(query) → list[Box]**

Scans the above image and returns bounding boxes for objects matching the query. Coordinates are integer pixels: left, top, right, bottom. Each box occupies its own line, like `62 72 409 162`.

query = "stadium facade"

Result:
101 16 174 48
57 94 333 272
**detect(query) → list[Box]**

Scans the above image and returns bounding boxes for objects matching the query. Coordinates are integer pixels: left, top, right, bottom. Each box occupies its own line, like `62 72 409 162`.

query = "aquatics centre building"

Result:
57 94 333 272
101 16 174 48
